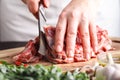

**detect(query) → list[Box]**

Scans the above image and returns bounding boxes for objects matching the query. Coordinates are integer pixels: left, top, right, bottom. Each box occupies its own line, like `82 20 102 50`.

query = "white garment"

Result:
0 0 38 41
0 0 71 41
0 0 120 42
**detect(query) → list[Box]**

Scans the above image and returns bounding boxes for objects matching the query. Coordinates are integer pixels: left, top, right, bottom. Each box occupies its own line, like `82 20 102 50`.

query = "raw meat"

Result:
13 37 42 63
13 25 112 64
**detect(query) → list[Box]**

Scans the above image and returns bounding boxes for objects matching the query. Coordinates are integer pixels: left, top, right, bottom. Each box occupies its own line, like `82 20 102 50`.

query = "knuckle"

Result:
90 32 95 37
90 32 94 35
81 32 89 39
67 31 76 38
56 27 64 34
91 33 96 38
55 36 60 42
56 41 61 45
81 13 88 22
55 38 61 45
59 11 67 19
70 10 78 18
90 30 97 38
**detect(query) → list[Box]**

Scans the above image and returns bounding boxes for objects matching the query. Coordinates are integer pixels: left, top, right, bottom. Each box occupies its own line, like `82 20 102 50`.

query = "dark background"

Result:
0 42 27 50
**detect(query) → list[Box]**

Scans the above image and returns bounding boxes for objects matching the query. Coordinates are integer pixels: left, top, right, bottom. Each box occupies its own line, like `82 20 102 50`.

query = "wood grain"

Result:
0 40 120 72
0 47 98 72
0 47 24 58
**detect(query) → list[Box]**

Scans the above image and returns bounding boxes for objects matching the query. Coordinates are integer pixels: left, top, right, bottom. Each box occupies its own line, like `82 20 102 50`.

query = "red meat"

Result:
13 37 42 63
13 25 112 64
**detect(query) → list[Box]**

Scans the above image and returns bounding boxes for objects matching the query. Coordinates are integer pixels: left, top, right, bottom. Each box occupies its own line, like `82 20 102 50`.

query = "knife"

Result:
38 5 47 55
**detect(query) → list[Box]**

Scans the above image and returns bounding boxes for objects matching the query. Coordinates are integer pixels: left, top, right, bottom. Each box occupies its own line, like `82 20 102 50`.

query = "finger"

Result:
79 18 91 60
33 12 39 19
22 0 27 4
54 12 67 52
43 0 50 8
27 0 40 14
66 17 79 58
89 21 98 53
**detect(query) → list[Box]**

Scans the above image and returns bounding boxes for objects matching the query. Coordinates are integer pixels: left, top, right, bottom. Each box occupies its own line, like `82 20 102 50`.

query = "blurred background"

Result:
97 0 120 37
0 0 120 42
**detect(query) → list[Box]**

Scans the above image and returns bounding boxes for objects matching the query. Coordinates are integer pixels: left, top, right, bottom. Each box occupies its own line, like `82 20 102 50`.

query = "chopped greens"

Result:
0 61 89 80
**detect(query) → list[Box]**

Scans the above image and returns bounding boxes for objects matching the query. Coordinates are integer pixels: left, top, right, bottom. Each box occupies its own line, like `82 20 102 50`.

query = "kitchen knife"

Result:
38 5 47 55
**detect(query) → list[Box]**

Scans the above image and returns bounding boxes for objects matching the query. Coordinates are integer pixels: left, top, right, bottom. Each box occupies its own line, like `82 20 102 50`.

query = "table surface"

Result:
0 42 98 72
0 37 120 72
0 37 120 50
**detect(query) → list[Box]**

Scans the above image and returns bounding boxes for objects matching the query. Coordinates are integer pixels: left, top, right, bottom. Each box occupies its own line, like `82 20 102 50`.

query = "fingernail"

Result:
67 50 74 58
56 45 62 52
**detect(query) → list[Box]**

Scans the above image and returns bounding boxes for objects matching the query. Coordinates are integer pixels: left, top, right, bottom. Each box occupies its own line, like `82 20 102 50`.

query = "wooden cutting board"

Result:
0 41 120 72
0 46 97 71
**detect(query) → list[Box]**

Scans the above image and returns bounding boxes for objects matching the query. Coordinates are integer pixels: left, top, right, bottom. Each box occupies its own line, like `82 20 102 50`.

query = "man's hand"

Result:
23 0 98 60
22 0 49 18
54 0 98 59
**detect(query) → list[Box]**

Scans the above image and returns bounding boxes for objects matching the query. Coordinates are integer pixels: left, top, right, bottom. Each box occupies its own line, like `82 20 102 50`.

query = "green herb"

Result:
0 62 90 80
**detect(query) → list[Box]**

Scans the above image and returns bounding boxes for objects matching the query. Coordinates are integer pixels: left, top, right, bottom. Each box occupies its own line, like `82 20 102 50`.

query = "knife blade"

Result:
38 5 47 55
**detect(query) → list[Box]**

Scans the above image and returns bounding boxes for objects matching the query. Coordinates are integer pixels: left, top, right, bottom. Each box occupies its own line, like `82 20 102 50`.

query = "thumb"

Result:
43 0 50 8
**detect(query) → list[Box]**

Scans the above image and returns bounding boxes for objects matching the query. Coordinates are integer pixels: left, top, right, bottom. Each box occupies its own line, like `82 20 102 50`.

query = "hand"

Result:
22 0 49 18
54 0 98 59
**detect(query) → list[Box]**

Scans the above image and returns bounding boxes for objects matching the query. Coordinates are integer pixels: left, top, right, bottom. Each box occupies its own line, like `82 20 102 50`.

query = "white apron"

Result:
0 0 119 42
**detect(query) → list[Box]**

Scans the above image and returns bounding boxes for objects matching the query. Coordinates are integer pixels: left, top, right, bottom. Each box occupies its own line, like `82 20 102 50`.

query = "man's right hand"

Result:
22 0 49 19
